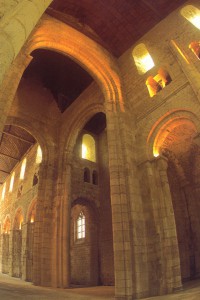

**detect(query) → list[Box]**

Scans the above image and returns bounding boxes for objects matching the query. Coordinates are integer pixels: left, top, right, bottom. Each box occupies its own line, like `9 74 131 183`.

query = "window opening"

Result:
1 183 6 200
82 134 96 162
84 168 90 183
146 69 172 97
77 212 85 239
181 5 200 30
133 43 155 75
9 172 15 193
36 145 42 164
20 158 27 180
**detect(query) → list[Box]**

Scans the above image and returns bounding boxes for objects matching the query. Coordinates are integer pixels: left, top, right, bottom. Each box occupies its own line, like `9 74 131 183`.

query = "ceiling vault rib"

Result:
2 131 34 144
0 152 19 161
0 169 10 174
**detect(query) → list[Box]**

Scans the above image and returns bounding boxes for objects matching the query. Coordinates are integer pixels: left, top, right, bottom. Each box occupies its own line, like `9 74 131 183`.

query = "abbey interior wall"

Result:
0 1 200 299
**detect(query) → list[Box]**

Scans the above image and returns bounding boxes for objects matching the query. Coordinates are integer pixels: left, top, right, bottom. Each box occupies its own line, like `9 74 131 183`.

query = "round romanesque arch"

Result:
13 207 24 230
147 110 200 160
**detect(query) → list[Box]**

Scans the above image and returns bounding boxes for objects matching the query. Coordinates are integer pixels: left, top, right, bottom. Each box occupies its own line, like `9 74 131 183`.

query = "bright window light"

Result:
9 172 15 192
133 43 155 74
20 158 27 180
181 5 200 30
36 145 42 164
77 212 85 239
1 183 6 200
82 134 96 162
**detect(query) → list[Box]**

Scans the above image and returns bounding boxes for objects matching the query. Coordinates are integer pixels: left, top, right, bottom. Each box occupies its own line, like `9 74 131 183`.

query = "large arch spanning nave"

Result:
1 1 200 299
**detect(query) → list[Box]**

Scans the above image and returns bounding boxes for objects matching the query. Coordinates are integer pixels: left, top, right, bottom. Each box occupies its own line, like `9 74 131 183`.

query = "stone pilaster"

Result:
155 156 182 293
52 162 71 288
21 223 28 281
33 156 55 286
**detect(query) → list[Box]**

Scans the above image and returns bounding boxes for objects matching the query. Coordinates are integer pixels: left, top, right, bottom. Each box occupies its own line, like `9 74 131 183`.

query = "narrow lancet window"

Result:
77 212 85 239
20 158 27 180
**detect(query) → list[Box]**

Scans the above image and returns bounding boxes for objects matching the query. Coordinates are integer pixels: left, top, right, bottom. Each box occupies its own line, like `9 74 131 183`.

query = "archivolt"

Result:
27 14 124 108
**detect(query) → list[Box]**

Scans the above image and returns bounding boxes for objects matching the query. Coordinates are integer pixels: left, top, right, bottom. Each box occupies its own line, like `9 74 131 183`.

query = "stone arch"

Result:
27 198 37 223
61 104 105 162
13 207 24 230
26 15 124 107
6 116 51 165
135 109 200 164
3 215 11 234
147 110 200 160
146 109 200 282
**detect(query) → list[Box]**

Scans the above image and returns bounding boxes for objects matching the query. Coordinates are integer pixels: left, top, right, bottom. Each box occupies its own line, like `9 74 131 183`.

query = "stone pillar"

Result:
155 156 182 293
33 157 55 287
138 160 163 296
2 233 10 274
0 234 2 272
8 231 14 276
21 223 28 281
106 106 136 300
0 0 52 86
180 181 200 278
52 163 71 288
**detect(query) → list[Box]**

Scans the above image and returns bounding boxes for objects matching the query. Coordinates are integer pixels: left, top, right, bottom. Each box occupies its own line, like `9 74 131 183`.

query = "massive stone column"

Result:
155 156 182 293
51 161 71 288
139 157 182 296
33 153 56 287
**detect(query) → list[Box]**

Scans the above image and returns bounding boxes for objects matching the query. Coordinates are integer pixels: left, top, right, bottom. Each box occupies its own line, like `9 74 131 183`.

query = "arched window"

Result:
181 5 200 30
92 170 98 185
133 43 155 75
1 183 6 200
20 158 26 180
84 168 90 183
77 212 85 239
9 172 15 193
82 134 96 162
36 145 42 164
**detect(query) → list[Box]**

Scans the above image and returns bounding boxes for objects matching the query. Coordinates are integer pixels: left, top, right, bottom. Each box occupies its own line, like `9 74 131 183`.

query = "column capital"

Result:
155 155 168 171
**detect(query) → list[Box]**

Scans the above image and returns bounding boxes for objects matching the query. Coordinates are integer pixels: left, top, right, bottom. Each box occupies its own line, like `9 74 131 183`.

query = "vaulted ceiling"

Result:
48 0 188 57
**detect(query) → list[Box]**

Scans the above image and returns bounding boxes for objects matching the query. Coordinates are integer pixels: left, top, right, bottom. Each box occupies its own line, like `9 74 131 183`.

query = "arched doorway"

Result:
153 117 200 281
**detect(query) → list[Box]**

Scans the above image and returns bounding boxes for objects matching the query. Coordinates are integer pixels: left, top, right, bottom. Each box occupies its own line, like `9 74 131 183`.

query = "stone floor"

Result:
0 273 200 300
